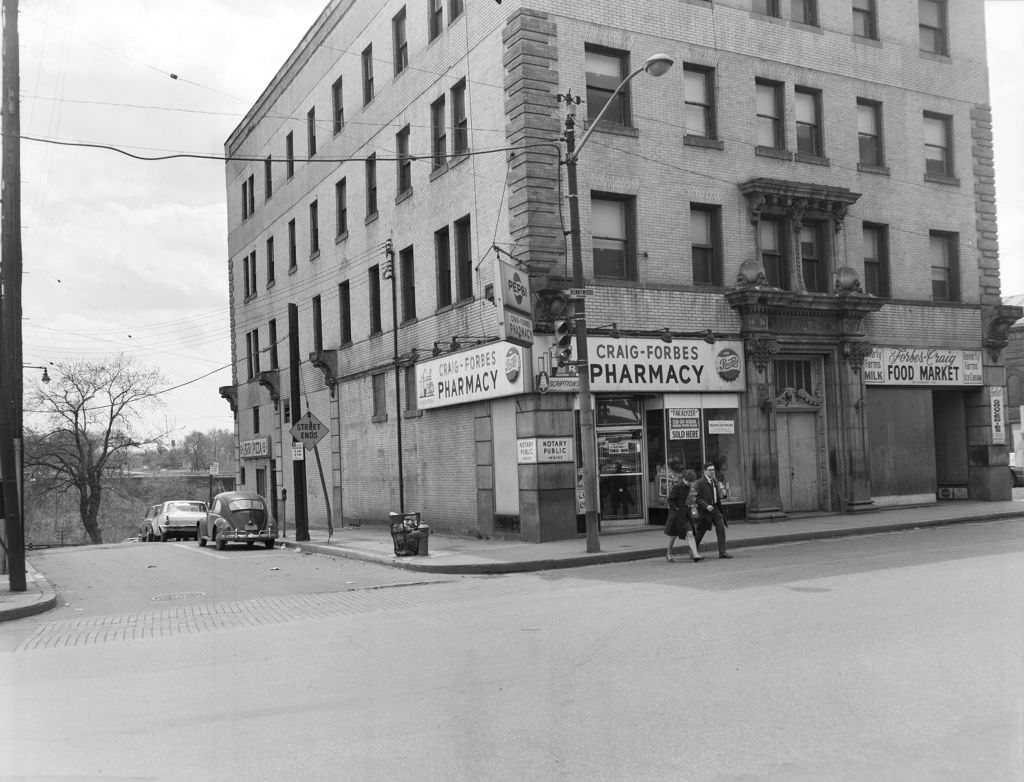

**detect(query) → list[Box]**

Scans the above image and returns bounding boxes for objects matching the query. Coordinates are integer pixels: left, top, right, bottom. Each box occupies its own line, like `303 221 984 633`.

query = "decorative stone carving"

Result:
983 304 1024 361
309 349 339 398
736 259 771 288
834 266 863 293
745 336 779 373
775 384 822 408
256 370 281 411
841 341 875 372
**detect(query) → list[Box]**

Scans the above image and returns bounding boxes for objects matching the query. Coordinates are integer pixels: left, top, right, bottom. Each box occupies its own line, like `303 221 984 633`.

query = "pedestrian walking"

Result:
693 462 733 559
664 469 702 562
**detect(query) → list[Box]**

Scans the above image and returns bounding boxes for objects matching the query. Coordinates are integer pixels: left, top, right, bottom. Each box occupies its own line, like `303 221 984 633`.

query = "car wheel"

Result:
197 526 207 547
265 541 275 550
146 530 154 542
215 532 226 551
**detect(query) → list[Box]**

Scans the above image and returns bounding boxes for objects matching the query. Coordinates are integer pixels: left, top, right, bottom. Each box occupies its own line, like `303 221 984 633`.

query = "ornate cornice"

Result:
218 385 238 414
738 178 861 225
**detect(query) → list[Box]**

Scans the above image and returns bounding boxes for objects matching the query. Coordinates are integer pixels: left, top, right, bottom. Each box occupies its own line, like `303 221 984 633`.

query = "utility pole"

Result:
0 0 26 590
287 303 309 540
562 106 601 554
382 240 405 513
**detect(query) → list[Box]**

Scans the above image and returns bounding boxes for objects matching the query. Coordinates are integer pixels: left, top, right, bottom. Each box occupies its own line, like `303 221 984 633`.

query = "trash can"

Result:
408 524 429 556
389 512 423 556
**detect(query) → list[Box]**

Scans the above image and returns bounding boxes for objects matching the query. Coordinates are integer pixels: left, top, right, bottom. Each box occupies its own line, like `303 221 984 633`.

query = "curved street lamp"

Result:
23 364 50 383
561 53 674 553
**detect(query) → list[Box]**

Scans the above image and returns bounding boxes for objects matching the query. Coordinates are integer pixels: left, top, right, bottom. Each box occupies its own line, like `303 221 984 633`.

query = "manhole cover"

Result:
151 592 206 601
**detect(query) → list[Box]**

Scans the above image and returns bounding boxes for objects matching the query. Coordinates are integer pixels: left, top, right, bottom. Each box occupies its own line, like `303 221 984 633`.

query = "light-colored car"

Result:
144 500 208 542
197 491 277 550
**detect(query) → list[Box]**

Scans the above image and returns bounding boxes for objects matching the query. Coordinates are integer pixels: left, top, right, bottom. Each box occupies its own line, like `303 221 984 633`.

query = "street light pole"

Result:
561 54 674 554
0 0 26 590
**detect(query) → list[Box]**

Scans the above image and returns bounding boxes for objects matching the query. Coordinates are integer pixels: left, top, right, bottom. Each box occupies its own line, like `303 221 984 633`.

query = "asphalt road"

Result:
2 521 1022 781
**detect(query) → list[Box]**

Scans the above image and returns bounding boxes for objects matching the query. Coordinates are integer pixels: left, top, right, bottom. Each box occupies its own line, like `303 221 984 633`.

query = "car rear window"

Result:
168 502 205 512
226 499 262 511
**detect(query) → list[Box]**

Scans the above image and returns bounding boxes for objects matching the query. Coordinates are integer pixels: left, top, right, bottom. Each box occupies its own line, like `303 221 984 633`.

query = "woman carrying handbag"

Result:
664 469 703 562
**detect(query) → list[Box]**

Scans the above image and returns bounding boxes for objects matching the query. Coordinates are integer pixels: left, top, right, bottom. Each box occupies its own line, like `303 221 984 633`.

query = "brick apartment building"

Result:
221 0 1020 541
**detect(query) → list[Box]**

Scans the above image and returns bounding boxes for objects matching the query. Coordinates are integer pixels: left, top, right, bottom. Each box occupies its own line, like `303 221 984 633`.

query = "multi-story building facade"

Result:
222 0 1020 541
1003 295 1024 468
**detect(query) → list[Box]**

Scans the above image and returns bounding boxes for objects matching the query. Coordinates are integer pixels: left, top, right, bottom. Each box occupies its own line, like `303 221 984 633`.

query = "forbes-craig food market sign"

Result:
863 347 983 386
417 341 529 409
586 337 745 392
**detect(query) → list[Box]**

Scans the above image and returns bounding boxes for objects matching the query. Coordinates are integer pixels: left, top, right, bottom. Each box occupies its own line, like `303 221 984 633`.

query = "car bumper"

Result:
219 530 276 542
160 526 197 534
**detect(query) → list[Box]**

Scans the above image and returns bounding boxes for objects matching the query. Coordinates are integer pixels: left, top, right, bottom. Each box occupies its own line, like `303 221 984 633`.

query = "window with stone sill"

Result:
919 0 948 56
591 193 637 281
586 46 631 129
853 0 878 40
684 64 717 141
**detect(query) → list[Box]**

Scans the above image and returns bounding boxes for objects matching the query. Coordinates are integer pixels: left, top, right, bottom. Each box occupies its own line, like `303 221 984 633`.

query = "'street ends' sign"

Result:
289 411 329 449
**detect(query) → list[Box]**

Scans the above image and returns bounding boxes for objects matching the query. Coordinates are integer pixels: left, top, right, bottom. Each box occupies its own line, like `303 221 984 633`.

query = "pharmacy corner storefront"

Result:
863 346 1008 505
522 336 747 541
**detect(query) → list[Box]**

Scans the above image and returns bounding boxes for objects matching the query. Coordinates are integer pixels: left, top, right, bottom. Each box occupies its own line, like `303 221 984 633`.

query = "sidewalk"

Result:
0 561 58 622
281 499 1024 573
3 499 1022 622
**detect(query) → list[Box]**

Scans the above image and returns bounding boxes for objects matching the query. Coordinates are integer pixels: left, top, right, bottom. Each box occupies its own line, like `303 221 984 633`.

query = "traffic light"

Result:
553 315 575 367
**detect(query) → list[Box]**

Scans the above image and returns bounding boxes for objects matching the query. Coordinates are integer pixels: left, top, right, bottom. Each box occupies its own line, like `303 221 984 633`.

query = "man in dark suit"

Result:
693 462 733 559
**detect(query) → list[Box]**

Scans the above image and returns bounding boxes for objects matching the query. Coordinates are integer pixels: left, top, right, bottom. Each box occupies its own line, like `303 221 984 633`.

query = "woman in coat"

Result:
664 469 703 562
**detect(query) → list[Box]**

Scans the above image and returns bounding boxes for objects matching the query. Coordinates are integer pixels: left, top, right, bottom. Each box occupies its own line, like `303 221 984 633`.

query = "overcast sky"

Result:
8 1 1024 442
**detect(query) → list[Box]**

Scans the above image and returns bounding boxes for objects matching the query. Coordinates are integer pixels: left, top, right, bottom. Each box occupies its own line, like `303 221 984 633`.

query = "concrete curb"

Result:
0 564 58 622
281 512 1013 575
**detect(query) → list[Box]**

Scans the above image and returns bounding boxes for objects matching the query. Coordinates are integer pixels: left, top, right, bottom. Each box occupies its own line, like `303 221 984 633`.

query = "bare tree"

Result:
181 430 210 471
208 428 237 473
23 356 167 544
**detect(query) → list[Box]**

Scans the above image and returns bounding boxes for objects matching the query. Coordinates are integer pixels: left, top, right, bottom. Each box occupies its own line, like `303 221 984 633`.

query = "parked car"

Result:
142 500 208 542
138 505 160 542
197 491 277 550
1011 465 1023 488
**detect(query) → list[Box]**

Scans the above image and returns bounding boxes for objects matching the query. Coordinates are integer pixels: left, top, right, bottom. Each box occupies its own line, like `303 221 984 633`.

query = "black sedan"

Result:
196 491 277 550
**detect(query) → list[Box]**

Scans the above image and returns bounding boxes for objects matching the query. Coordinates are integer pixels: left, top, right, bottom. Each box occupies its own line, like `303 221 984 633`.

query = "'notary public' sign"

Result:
517 437 574 464
417 341 528 409
863 347 983 386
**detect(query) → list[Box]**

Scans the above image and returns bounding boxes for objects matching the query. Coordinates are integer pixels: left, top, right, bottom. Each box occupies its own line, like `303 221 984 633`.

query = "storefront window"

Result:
705 408 739 498
647 403 744 522
597 397 642 425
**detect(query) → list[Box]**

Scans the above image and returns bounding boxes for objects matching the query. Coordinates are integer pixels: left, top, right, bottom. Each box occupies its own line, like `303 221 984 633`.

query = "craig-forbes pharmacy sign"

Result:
586 337 745 392
417 341 529 409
